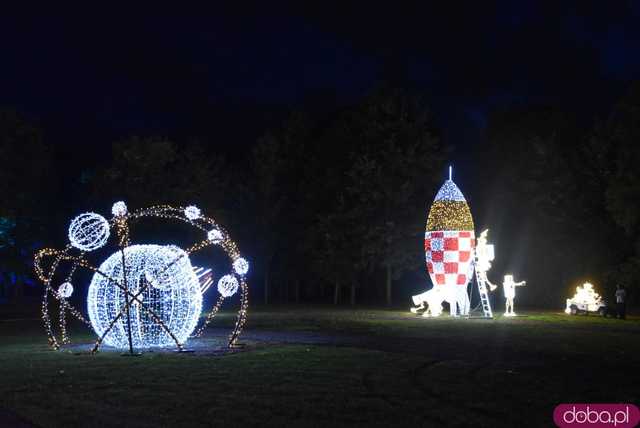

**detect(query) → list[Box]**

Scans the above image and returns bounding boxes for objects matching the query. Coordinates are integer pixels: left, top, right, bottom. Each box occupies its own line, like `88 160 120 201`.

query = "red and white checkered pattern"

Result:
425 230 475 287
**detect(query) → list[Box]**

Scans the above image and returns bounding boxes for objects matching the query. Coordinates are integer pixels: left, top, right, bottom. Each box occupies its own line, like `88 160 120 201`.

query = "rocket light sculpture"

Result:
414 167 476 317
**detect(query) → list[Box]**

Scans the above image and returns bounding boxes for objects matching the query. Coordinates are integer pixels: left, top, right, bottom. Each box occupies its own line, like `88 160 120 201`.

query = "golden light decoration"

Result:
565 282 603 314
426 200 475 231
34 202 249 353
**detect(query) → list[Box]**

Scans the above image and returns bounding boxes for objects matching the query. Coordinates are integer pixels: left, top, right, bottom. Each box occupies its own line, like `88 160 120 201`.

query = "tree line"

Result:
1 84 638 306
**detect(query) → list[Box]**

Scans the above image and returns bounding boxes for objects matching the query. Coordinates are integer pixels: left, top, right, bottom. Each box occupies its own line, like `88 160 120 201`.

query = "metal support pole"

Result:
120 247 134 355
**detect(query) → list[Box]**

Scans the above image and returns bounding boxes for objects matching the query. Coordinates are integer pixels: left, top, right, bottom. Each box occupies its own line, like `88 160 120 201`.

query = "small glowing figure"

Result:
503 274 525 316
475 230 498 293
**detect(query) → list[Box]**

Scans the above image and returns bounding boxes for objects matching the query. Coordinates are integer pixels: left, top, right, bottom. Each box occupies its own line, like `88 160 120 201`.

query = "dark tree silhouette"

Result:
0 110 53 300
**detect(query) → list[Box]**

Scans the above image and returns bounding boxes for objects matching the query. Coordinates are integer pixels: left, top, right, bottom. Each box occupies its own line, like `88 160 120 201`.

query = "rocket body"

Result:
425 179 475 290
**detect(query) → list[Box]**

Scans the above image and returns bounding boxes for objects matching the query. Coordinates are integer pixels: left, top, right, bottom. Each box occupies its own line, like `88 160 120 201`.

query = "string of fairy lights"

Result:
33 202 249 353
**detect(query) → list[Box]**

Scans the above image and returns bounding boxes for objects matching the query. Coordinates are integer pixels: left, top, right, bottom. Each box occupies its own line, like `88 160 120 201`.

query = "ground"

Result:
0 306 638 427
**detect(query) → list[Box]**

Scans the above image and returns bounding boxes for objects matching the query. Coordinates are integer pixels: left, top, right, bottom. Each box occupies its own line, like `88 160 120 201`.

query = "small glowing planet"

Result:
184 205 201 220
233 258 249 276
217 274 239 297
68 212 110 251
111 201 127 217
207 228 223 243
57 282 73 299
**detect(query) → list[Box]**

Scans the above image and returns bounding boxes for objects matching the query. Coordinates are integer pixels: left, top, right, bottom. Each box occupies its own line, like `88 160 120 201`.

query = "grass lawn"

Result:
0 306 638 427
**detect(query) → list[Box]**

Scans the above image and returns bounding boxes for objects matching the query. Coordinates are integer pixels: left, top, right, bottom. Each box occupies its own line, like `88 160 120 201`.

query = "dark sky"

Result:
1 3 639 168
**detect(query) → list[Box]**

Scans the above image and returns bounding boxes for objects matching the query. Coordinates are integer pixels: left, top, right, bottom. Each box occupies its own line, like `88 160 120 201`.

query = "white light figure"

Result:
233 257 249 276
68 213 110 251
111 201 127 217
475 230 498 293
218 275 239 297
184 205 201 220
565 283 603 314
87 245 202 348
503 274 526 317
410 287 445 317
57 282 73 299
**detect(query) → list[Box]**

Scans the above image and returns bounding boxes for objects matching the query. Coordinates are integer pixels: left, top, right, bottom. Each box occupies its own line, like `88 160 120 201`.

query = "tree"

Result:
312 193 362 305
343 89 445 305
91 137 230 212
479 105 621 306
90 137 178 206
246 132 287 304
588 82 640 301
0 110 53 300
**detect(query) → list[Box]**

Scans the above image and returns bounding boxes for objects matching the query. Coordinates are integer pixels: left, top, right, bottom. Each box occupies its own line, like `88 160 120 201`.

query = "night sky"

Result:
0 1 640 145
1 3 639 183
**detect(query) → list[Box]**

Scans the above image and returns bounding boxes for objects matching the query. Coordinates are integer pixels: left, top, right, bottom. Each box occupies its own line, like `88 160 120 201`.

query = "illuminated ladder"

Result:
474 261 493 318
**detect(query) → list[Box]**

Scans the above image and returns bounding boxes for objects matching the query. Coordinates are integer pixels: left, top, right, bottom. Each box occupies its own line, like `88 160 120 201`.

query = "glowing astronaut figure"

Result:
475 230 498 293
503 274 526 316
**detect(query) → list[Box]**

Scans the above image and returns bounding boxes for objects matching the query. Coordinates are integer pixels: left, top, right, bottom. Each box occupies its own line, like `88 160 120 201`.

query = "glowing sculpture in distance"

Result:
564 282 604 315
412 167 475 317
473 229 498 318
502 274 526 316
34 202 250 353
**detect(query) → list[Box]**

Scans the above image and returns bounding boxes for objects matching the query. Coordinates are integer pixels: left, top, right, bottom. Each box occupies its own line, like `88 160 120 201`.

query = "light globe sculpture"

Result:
34 203 249 353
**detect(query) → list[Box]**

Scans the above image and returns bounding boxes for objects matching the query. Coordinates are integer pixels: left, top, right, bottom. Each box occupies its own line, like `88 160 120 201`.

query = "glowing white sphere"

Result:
112 201 127 217
217 274 239 297
87 245 202 348
232 258 249 276
207 228 223 244
184 205 201 220
68 213 110 251
57 282 73 298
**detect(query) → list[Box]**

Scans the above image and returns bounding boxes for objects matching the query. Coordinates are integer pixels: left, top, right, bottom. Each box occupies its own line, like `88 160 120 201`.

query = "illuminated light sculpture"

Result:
207 228 223 243
565 282 605 315
218 275 239 298
473 229 498 318
68 212 110 251
57 282 74 299
87 245 202 348
111 201 127 217
411 167 475 317
184 205 201 220
34 203 249 353
410 287 446 317
503 274 526 317
233 257 249 275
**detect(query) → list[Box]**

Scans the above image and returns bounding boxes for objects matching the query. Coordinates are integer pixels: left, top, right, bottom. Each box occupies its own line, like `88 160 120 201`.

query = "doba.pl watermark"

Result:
554 404 640 427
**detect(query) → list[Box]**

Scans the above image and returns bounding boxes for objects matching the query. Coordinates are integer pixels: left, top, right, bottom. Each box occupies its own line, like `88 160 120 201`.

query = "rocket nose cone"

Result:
434 180 466 202
427 179 474 231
